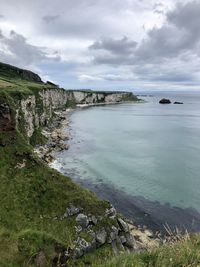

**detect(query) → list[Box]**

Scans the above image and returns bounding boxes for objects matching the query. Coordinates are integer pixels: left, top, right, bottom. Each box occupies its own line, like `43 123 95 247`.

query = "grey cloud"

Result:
42 15 59 23
0 15 4 19
88 0 200 84
91 1 200 65
0 30 60 67
167 1 200 33
89 36 137 55
135 1 200 63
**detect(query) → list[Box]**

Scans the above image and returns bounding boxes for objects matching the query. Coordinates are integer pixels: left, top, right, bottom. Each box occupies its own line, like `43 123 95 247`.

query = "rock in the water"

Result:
96 228 107 245
174 101 183 104
76 214 89 228
159 98 171 104
117 218 129 233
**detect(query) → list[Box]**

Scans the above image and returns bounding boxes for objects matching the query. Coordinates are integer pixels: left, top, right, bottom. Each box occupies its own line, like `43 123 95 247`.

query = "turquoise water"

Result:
54 91 200 213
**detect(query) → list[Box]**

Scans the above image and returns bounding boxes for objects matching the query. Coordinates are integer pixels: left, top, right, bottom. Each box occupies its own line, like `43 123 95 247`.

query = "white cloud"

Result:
0 0 199 89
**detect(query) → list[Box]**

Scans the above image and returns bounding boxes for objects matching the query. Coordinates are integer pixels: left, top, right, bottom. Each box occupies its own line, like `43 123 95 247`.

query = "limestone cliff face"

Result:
11 88 137 139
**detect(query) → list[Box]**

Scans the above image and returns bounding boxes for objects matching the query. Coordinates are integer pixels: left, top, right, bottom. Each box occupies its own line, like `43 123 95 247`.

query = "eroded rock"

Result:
96 228 107 245
76 214 89 228
117 218 129 233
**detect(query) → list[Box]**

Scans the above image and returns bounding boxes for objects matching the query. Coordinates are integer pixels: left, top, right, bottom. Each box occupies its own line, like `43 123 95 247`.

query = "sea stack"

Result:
159 98 171 104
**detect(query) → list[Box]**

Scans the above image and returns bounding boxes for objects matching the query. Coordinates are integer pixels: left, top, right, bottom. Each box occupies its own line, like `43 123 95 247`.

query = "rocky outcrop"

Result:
50 203 159 263
159 98 171 104
174 101 183 104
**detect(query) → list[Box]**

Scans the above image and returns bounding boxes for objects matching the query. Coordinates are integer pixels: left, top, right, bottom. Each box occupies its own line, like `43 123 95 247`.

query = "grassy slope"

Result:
98 234 200 267
0 63 114 266
1 62 200 267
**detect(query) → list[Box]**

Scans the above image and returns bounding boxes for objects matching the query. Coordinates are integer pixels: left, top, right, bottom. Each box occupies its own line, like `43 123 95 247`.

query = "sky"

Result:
0 0 200 91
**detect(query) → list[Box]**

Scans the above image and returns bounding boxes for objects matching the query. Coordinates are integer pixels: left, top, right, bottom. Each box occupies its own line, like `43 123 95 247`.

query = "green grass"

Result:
0 62 199 267
0 66 113 265
0 127 113 266
99 234 200 267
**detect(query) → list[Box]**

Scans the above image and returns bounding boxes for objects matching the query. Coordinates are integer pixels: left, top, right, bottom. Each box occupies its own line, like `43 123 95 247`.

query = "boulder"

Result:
76 214 89 228
117 218 129 233
105 205 117 218
107 226 119 243
66 204 81 216
174 101 183 104
96 228 107 245
89 215 98 225
159 98 171 104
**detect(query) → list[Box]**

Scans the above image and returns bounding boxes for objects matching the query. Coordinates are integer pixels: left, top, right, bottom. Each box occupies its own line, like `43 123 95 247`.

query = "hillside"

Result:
0 62 199 267
0 62 140 266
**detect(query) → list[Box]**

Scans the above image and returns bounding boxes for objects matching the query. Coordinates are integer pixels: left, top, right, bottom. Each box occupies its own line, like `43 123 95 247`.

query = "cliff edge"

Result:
0 62 141 267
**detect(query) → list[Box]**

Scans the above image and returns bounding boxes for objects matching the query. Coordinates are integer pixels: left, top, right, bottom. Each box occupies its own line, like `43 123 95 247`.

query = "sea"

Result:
51 90 200 233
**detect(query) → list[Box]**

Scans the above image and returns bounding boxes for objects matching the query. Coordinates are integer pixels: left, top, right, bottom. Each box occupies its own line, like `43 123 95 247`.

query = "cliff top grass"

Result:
0 108 114 266
1 62 198 267
0 63 115 266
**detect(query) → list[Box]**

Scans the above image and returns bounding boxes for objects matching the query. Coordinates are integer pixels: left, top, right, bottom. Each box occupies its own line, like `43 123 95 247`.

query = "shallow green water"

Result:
53 91 200 213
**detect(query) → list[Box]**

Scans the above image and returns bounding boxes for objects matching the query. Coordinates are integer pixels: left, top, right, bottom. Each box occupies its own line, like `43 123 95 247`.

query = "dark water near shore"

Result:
52 90 200 233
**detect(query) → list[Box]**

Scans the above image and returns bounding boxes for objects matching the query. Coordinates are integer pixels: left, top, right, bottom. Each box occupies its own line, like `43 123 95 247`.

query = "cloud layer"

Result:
0 0 199 89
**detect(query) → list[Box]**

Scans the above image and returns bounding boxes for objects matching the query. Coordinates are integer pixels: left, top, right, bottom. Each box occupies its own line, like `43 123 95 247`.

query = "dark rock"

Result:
119 235 127 244
159 98 171 104
89 215 98 225
84 239 97 253
73 237 97 258
174 101 183 104
107 226 119 243
52 246 71 267
124 233 136 249
96 228 107 245
76 214 89 228
72 247 84 259
117 218 129 233
66 204 81 217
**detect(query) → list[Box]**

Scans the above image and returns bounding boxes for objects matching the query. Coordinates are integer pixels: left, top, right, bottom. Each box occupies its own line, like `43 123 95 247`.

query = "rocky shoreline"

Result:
34 105 165 259
34 109 72 164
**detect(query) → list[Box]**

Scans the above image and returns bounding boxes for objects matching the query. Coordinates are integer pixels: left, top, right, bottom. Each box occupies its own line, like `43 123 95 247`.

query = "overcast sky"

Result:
0 0 200 90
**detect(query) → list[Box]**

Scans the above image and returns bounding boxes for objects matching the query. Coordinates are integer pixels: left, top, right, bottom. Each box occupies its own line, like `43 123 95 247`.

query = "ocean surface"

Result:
52 90 200 232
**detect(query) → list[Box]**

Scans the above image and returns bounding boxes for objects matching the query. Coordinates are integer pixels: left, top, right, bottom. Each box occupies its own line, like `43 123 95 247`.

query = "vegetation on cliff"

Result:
0 62 139 266
0 62 199 267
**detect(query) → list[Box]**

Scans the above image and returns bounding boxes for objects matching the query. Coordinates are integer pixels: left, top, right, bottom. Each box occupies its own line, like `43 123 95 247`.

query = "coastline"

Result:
34 101 200 238
34 100 141 164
